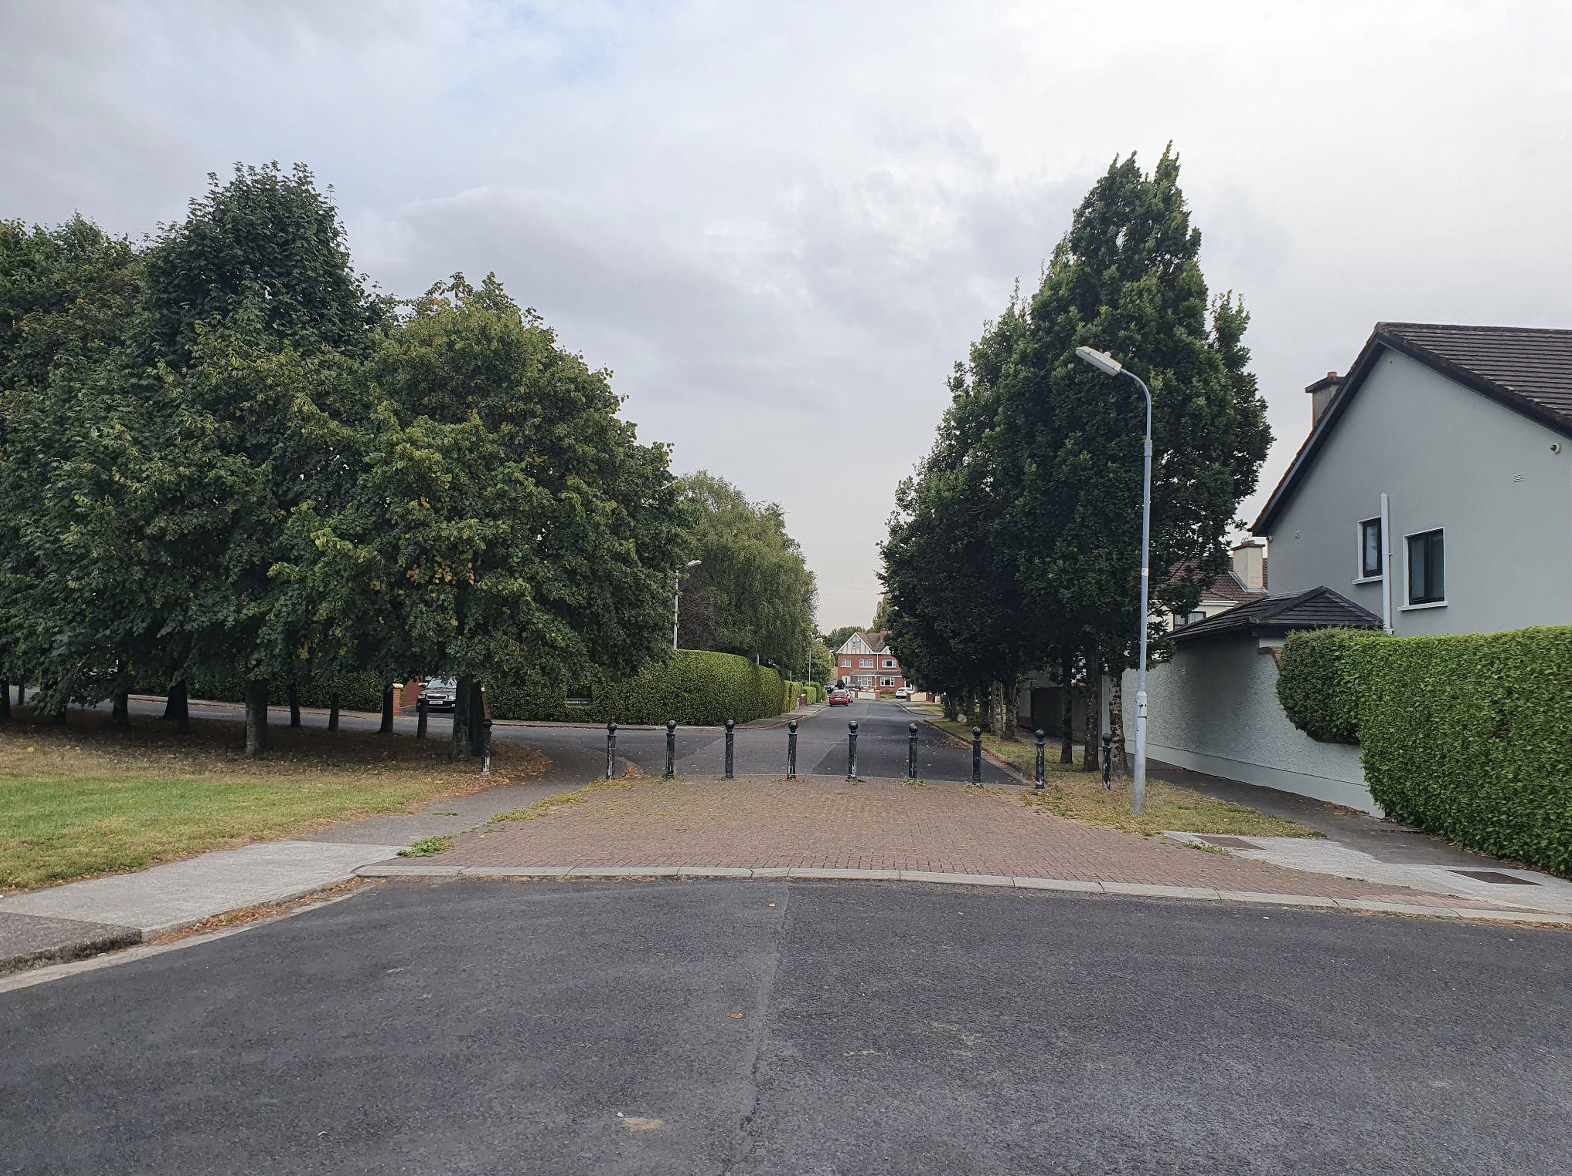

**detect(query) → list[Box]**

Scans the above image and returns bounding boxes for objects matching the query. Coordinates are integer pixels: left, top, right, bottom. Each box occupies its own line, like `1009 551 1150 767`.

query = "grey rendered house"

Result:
1128 322 1572 813
1253 323 1572 634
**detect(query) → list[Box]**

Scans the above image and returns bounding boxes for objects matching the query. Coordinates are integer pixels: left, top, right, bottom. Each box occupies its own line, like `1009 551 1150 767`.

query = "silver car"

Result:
419 678 458 711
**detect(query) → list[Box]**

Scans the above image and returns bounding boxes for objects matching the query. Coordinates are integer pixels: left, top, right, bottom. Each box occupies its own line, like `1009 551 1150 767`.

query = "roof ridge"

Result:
1378 321 1572 337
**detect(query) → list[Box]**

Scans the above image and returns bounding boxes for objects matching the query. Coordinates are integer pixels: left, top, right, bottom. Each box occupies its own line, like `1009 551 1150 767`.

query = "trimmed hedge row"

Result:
1278 626 1572 875
1275 628 1387 743
488 650 790 727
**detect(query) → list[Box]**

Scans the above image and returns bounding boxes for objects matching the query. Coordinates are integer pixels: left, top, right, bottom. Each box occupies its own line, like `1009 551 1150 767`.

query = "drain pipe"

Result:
1380 491 1394 633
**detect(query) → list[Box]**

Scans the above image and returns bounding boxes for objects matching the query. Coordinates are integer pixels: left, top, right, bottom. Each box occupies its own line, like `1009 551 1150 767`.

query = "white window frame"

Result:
1400 526 1448 610
1354 516 1383 584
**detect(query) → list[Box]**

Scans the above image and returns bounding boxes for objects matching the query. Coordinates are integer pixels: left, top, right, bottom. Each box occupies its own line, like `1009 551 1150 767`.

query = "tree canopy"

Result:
0 164 698 757
883 147 1272 743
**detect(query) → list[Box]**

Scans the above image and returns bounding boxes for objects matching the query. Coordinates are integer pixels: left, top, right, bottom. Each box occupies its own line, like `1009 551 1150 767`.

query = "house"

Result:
1253 323 1572 634
1126 321 1572 813
1165 540 1268 630
834 630 906 696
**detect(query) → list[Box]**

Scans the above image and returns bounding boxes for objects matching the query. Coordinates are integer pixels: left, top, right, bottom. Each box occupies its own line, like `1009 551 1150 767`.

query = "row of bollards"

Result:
607 718 1112 786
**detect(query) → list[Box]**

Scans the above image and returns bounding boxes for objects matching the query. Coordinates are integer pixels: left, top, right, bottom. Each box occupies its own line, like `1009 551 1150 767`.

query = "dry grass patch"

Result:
0 708 548 892
927 717 1316 837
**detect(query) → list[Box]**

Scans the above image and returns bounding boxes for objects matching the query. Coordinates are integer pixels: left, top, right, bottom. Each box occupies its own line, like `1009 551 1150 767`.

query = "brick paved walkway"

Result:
433 776 1472 905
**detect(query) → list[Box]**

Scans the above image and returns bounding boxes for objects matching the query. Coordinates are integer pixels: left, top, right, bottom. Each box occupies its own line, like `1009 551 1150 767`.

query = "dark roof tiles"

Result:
1170 586 1381 643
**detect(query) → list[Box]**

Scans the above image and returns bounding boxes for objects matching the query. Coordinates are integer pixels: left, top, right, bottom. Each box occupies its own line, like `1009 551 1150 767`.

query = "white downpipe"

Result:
1379 491 1393 633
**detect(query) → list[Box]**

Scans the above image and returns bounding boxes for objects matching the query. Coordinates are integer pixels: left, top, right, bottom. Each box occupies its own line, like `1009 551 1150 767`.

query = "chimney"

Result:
1306 371 1343 427
1231 540 1265 591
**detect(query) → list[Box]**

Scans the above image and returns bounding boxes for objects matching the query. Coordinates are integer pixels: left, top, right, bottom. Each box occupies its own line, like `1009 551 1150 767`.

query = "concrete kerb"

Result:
352 863 1572 927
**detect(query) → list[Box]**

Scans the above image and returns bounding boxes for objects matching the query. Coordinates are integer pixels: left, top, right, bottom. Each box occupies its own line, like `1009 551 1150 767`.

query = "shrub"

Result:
586 650 785 726
1277 629 1386 743
1355 626 1572 875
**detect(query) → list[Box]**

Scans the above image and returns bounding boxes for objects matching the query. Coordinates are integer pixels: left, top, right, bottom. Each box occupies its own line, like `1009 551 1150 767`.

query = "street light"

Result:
673 559 701 649
1075 345 1152 815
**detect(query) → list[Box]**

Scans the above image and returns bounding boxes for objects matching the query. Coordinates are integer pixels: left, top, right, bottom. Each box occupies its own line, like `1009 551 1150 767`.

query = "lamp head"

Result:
686 559 702 568
1075 345 1124 376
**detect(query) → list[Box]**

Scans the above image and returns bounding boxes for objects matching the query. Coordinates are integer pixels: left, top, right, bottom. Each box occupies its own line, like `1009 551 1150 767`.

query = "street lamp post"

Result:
1074 345 1153 815
673 559 701 649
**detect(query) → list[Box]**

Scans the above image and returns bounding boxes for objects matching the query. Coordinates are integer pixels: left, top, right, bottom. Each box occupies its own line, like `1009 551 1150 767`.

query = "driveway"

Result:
2 879 1567 1175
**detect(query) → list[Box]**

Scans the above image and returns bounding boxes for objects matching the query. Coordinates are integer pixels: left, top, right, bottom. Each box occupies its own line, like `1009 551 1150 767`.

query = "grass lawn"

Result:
925 716 1317 838
0 708 548 893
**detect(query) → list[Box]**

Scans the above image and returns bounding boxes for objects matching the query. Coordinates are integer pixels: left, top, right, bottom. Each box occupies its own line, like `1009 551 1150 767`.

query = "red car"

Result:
828 688 851 706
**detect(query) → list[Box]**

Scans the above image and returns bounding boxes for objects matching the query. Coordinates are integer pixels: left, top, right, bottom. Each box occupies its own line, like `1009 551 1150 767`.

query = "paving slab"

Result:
0 841 401 938
0 912 141 975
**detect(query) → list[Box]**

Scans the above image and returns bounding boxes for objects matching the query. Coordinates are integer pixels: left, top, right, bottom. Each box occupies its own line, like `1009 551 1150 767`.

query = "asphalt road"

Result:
3 880 1568 1175
111 694 1012 784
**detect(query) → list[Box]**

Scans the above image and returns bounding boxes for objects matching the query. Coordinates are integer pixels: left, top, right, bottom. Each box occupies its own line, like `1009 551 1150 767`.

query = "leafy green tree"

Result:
292 275 687 759
676 471 816 668
820 625 859 655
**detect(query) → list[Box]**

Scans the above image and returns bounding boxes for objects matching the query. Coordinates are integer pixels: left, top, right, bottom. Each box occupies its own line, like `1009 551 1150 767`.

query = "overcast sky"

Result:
5 1 1571 627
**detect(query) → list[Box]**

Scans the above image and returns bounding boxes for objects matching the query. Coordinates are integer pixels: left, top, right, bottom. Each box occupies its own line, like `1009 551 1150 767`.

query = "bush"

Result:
1277 629 1386 743
586 650 786 726
166 670 387 713
1354 626 1572 875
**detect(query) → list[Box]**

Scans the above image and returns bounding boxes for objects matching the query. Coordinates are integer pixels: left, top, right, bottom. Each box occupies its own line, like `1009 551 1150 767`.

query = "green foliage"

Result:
1354 627 1572 875
676 471 816 666
1280 626 1572 875
172 671 386 714
1276 629 1386 743
883 147 1272 702
487 650 788 726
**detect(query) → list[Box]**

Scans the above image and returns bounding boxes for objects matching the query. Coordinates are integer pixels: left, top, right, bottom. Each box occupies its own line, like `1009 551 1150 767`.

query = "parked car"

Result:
894 686 911 700
419 678 458 711
828 688 851 706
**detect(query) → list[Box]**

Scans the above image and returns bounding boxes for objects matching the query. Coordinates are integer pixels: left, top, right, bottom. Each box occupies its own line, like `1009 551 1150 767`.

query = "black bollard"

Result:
787 718 798 779
665 720 676 779
907 722 919 780
1034 729 1045 790
724 719 735 779
971 726 982 784
847 719 859 780
416 695 428 741
482 717 493 777
605 720 617 780
1102 732 1113 791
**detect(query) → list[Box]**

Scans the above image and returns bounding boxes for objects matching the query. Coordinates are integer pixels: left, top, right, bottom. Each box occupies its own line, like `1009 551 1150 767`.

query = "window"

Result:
880 677 894 687
1406 529 1445 605
1359 518 1382 579
1178 610 1206 627
860 658 873 668
882 658 895 668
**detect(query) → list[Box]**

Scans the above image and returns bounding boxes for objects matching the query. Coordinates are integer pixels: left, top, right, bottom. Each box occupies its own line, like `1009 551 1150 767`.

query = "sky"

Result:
5 1 1572 628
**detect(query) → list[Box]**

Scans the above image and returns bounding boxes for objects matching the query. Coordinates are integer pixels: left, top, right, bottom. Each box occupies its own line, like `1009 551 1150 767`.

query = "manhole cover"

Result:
1201 836 1259 849
1452 869 1537 885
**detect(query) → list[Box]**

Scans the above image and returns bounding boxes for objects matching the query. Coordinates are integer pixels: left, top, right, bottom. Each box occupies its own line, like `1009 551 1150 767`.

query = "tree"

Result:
820 625 859 654
291 275 687 759
675 471 816 667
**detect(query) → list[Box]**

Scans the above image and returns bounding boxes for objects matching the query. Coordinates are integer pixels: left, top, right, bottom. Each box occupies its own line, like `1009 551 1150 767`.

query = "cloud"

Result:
6 0 1572 626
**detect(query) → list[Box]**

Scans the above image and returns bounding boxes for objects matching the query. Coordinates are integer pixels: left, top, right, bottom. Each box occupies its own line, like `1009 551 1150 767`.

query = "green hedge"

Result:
159 671 387 712
1276 629 1387 743
1279 626 1572 874
488 650 788 726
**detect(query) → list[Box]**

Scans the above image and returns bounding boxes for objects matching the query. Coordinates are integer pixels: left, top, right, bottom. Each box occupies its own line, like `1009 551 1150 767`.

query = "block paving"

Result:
436 775 1473 905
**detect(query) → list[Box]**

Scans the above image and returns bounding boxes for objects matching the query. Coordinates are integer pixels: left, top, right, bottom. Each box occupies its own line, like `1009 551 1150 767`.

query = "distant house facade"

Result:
1253 322 1572 635
834 630 906 696
1164 541 1268 631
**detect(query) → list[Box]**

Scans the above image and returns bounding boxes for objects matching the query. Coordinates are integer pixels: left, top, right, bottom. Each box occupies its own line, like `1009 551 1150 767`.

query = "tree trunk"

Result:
1109 674 1129 774
288 682 301 728
379 680 396 734
174 684 189 735
450 675 473 761
111 687 130 728
243 680 268 758
1081 645 1100 771
161 683 180 720
941 692 959 721
0 682 9 722
988 681 1005 739
1058 651 1074 764
328 694 340 732
467 680 485 756
15 682 24 707
1000 678 1018 742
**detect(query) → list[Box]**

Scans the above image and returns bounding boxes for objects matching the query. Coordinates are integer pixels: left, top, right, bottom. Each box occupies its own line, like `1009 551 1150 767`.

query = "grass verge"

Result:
0 708 548 892
927 717 1316 838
